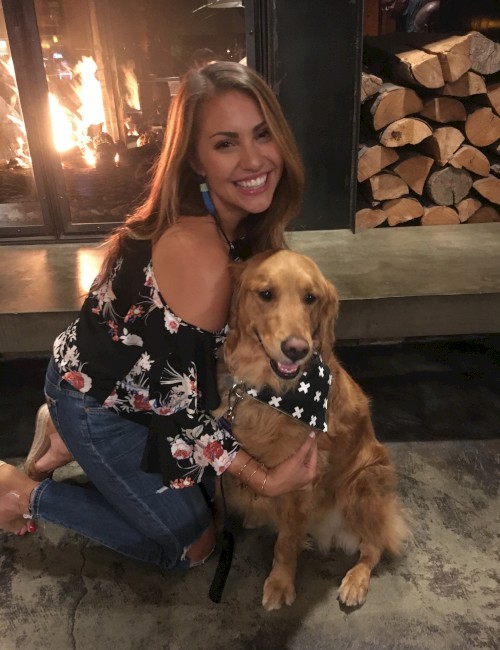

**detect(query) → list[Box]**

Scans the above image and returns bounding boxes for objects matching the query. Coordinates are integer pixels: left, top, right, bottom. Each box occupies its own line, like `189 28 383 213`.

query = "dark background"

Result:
2 334 499 458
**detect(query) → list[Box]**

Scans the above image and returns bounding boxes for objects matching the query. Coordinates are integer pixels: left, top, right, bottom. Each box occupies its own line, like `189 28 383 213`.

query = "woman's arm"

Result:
226 433 318 497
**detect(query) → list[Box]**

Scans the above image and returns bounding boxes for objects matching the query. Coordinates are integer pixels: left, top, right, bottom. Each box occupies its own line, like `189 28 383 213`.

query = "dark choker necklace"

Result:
212 212 237 259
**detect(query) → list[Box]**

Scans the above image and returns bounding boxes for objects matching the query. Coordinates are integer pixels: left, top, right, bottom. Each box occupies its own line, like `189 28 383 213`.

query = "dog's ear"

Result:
228 259 246 286
224 261 247 363
316 279 339 360
227 260 247 329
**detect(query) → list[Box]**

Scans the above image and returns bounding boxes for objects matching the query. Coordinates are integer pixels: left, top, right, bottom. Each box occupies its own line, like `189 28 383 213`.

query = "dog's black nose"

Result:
281 336 310 361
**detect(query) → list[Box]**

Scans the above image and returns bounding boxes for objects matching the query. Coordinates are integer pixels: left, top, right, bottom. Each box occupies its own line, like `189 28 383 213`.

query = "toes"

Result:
12 521 36 536
15 525 29 536
338 567 370 607
262 575 296 611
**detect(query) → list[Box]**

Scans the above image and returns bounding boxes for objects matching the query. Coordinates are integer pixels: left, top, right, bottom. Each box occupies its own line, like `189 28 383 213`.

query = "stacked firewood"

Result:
357 31 500 230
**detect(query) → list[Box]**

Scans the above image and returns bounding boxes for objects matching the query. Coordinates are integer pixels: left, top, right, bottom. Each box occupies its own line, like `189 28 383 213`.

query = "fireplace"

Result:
0 0 246 240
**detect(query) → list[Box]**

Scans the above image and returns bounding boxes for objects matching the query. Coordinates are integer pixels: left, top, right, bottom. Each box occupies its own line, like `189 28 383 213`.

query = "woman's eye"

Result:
256 129 271 141
304 293 316 304
258 289 273 302
214 140 233 150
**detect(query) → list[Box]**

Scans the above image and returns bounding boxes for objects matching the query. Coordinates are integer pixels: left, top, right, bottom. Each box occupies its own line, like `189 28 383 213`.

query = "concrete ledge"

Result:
334 293 500 342
1 224 499 354
0 312 78 356
288 224 500 343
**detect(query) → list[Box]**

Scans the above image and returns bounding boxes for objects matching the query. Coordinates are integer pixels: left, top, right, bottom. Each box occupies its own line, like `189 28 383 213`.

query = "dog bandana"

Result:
245 353 331 432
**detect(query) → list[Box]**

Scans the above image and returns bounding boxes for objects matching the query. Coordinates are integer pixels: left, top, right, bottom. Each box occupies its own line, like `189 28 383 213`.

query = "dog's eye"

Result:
304 293 317 304
257 289 273 302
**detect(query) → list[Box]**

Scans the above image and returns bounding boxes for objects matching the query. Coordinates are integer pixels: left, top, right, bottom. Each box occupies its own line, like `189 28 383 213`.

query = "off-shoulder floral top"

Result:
52 237 246 489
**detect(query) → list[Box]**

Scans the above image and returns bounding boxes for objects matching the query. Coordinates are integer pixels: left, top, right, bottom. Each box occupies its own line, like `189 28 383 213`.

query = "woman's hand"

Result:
226 432 318 497
264 432 318 497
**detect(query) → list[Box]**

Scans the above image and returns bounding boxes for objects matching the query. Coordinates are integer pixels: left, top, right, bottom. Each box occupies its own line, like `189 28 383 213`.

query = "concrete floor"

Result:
0 225 499 648
0 336 499 650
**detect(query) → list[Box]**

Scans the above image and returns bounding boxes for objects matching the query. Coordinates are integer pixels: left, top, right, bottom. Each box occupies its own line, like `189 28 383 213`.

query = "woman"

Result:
0 62 317 569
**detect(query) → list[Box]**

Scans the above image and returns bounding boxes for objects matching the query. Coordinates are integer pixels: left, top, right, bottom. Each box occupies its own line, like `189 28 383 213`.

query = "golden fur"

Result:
213 249 408 611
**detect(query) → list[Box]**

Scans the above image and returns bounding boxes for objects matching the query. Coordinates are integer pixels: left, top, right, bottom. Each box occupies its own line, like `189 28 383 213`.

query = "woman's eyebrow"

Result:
209 130 238 139
208 122 267 140
253 121 267 132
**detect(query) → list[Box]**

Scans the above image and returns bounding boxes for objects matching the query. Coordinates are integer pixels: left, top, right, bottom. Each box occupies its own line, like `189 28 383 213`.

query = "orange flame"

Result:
49 56 106 166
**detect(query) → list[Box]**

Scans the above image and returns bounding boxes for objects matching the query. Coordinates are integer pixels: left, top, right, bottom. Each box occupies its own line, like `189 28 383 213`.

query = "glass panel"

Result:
0 7 43 228
33 0 246 228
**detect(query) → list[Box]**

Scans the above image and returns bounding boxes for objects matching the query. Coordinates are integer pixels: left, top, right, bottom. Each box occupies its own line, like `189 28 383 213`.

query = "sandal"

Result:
0 461 38 535
184 522 216 568
24 404 73 481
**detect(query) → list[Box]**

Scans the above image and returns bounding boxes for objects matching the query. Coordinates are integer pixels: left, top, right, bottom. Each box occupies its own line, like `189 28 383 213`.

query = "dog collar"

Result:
224 353 331 433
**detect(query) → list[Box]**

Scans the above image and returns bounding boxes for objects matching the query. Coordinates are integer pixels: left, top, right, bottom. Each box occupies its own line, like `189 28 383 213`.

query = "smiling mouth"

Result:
235 173 268 191
255 329 304 380
270 359 301 380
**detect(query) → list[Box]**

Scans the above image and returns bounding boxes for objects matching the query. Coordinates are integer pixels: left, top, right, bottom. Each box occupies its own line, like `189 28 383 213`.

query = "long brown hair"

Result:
93 61 304 288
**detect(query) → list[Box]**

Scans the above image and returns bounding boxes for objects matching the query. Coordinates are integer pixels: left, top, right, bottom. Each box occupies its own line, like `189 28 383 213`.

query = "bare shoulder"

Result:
152 217 233 331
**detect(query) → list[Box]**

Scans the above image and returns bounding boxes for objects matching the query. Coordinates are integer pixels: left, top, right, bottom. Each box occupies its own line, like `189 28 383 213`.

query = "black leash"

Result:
208 473 234 603
208 385 245 603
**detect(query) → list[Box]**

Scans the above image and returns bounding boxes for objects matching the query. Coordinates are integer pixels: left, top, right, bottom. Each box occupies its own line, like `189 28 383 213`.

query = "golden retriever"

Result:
213 249 408 611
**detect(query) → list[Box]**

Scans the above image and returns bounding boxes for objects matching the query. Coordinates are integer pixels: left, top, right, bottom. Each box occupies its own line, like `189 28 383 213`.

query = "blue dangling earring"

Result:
199 178 216 216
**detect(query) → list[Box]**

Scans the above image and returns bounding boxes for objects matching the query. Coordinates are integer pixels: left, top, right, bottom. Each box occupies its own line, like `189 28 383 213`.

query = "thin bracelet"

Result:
237 458 251 478
247 464 260 484
260 470 268 495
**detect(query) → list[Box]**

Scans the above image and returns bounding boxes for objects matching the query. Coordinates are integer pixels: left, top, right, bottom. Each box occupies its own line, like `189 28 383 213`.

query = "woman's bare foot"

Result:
185 522 216 567
25 405 73 481
0 461 39 535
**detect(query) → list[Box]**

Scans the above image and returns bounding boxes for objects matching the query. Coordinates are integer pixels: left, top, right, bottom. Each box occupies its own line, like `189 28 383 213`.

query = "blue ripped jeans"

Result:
30 358 212 569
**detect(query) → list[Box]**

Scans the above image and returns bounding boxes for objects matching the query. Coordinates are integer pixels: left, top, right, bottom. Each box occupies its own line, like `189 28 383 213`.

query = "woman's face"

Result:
193 90 284 227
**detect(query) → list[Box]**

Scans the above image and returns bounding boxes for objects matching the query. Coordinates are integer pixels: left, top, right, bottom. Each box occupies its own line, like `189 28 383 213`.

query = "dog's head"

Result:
225 249 339 392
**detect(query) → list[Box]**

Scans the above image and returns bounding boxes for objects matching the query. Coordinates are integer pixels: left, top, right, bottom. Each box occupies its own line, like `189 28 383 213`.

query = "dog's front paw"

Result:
338 565 370 607
262 574 296 611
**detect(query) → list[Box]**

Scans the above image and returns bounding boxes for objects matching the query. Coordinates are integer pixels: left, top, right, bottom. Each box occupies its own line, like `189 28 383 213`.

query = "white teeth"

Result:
277 362 298 374
236 174 267 189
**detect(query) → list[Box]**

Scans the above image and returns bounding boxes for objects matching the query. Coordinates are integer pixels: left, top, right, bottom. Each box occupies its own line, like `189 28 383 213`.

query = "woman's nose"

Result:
239 142 262 170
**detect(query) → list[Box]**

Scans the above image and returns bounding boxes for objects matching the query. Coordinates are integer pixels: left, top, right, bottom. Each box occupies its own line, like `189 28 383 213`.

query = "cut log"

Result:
425 167 473 205
368 83 424 131
361 71 383 104
363 172 409 201
465 107 500 148
472 176 500 205
467 205 500 223
419 97 467 123
357 144 399 183
449 145 490 177
468 31 500 76
382 197 423 225
393 152 434 195
421 205 460 225
491 163 500 178
405 33 472 83
379 117 432 147
364 36 444 89
371 33 473 82
456 197 482 222
420 126 465 166
438 71 487 98
355 207 387 231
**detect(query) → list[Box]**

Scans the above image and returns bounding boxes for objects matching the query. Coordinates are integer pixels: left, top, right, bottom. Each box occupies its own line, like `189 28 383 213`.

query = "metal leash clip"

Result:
225 381 246 423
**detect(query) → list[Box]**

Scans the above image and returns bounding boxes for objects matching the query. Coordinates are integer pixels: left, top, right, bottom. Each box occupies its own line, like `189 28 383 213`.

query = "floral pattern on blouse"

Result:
52 240 239 488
